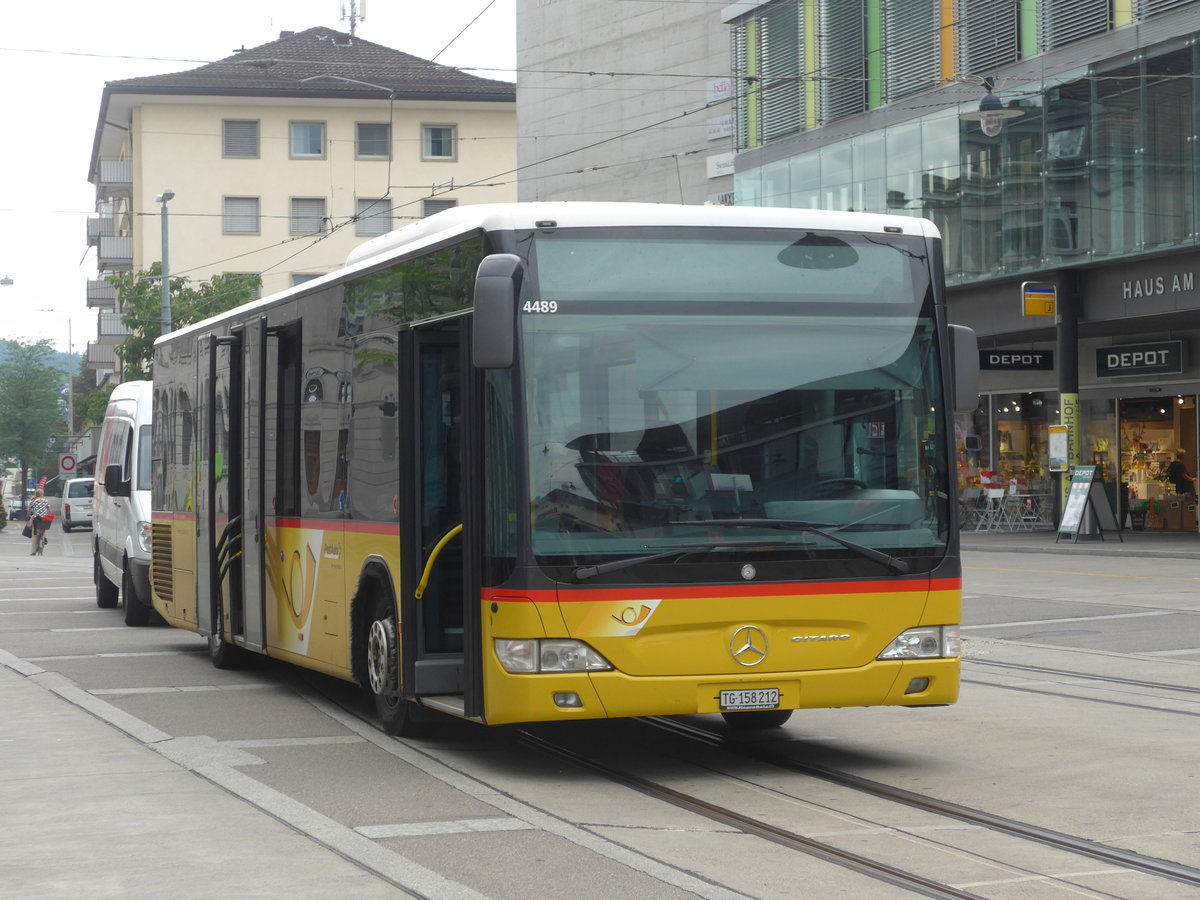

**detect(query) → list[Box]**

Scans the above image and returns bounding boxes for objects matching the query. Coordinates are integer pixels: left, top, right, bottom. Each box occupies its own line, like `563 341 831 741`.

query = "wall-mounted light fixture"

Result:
959 77 1025 137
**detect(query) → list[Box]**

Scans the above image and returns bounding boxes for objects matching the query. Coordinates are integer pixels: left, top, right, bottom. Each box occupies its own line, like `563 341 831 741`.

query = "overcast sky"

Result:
0 0 516 356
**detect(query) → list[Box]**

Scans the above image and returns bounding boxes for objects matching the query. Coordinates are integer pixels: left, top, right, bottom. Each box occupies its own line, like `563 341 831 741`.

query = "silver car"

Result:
61 477 95 532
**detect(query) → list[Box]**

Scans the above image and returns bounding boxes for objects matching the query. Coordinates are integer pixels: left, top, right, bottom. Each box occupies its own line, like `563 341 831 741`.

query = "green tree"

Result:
109 265 261 378
71 358 113 432
0 339 67 498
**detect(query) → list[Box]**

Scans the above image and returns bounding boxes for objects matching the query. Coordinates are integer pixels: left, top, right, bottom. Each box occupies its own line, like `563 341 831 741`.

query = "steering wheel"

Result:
812 477 868 493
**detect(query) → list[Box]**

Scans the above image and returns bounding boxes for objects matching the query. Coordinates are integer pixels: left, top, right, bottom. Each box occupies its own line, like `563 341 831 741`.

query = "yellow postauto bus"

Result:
149 202 979 735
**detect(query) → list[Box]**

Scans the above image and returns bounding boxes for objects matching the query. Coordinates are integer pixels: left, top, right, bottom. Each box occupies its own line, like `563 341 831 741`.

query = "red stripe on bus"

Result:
485 577 961 604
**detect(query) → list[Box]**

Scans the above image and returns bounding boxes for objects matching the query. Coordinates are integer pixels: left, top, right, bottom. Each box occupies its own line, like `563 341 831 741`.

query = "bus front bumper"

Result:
482 657 960 725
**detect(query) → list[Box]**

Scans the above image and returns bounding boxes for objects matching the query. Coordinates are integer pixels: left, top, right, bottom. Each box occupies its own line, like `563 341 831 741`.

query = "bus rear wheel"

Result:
365 593 426 736
720 709 794 730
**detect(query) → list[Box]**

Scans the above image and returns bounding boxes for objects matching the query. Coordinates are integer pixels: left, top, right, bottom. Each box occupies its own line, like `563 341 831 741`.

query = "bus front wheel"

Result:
365 593 426 736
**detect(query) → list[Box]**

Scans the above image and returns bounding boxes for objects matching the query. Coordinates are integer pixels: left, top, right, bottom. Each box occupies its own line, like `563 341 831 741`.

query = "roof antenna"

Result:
340 0 365 38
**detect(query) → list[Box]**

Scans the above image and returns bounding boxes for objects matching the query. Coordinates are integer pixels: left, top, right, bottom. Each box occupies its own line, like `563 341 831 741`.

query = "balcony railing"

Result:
86 217 116 244
97 236 133 270
87 279 116 308
96 158 132 195
85 341 116 369
97 310 131 339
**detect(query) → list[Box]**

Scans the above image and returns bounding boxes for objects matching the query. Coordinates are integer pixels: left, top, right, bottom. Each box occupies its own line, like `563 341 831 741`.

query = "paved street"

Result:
1 521 1198 899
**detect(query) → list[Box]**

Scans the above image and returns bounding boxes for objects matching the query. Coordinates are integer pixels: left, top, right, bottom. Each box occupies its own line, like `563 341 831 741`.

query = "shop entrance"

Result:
1119 396 1197 531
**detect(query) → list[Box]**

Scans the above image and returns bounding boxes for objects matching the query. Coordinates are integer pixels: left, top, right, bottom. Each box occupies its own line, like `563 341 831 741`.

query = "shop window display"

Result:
1120 397 1198 531
992 393 1053 494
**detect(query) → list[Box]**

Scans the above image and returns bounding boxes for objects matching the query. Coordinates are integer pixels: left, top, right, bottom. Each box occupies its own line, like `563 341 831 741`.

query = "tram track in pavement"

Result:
963 659 1200 696
311 668 1200 898
624 715 1200 895
515 726 990 900
961 658 1200 719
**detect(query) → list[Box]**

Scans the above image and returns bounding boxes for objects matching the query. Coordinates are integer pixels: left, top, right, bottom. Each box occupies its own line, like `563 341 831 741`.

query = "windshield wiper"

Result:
571 539 800 582
672 519 910 575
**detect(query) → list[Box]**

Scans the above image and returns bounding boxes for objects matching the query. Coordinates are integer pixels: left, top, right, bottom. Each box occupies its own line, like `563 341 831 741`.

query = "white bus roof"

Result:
345 201 941 270
158 202 940 346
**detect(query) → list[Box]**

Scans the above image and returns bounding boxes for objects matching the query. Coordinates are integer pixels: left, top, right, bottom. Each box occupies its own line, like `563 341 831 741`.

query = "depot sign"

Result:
1095 341 1184 378
979 350 1054 371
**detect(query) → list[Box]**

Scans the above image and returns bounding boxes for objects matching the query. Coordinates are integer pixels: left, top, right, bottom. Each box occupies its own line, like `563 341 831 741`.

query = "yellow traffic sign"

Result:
1022 281 1056 316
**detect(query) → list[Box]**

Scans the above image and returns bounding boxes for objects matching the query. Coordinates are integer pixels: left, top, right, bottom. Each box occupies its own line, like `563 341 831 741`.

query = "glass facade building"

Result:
734 33 1200 289
728 2 1200 532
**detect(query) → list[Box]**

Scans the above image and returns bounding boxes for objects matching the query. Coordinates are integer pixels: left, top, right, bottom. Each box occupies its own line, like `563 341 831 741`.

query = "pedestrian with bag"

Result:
26 489 51 555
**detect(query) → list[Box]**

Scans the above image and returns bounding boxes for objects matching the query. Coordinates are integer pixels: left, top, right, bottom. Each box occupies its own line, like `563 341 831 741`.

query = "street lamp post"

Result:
156 190 175 334
66 318 73 437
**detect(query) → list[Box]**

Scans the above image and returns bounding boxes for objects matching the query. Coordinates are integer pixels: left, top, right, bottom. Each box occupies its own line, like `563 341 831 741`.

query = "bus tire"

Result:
208 596 242 669
95 554 119 609
720 709 793 730
365 591 426 737
122 563 150 627
208 631 241 669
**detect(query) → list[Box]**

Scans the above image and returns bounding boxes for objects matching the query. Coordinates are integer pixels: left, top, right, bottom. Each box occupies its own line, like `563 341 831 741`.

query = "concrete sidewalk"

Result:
960 526 1200 559
0 526 410 899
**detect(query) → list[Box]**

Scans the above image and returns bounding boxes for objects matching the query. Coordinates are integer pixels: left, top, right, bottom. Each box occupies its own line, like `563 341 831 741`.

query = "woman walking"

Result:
27 489 50 555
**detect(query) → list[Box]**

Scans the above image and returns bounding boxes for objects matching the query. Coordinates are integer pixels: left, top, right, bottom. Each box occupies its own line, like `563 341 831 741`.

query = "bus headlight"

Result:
877 626 960 660
495 639 613 673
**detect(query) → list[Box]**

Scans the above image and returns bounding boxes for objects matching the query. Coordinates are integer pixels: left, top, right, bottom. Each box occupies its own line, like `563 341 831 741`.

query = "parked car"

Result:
61 477 95 532
8 495 28 520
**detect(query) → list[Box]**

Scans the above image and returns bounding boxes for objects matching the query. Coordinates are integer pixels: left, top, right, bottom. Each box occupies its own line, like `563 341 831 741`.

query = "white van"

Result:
94 380 154 626
61 476 95 531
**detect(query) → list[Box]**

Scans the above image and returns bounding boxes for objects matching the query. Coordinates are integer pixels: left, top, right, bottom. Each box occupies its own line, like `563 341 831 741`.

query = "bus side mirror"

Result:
948 324 979 414
473 253 523 369
105 463 130 498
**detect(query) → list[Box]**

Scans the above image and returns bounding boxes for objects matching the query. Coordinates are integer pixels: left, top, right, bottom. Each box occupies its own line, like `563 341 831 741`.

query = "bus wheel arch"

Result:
355 566 428 736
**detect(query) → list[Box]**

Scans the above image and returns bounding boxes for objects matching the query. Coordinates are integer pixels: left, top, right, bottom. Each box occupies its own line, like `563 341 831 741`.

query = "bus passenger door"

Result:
200 333 242 642
195 336 214 637
235 318 268 651
400 320 483 716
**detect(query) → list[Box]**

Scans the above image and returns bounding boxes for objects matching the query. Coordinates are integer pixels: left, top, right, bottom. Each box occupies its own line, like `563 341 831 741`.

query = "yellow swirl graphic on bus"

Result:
575 599 661 637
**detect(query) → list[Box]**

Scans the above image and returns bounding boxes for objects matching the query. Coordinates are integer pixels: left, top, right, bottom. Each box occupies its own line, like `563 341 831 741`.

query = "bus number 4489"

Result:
523 300 558 313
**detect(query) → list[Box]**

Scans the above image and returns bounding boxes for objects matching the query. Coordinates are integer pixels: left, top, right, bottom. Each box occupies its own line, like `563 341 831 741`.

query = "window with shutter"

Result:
223 120 259 158
1137 0 1194 17
356 198 392 236
760 1 804 142
357 123 391 158
422 198 457 218
818 0 867 125
731 24 750 150
290 198 327 235
223 197 260 235
957 0 1020 76
882 0 942 103
1039 0 1111 52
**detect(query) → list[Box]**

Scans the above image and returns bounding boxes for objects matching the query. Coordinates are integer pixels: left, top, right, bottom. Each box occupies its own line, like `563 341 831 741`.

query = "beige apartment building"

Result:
85 26 516 377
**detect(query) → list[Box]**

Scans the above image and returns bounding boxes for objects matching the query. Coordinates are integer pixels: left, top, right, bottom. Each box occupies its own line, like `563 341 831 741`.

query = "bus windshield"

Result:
522 228 949 580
